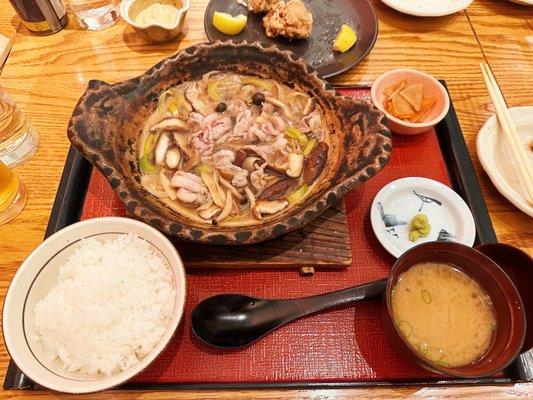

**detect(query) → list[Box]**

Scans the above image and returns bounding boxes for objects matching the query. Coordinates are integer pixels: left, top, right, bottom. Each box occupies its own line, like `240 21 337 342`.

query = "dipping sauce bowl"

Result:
121 0 189 43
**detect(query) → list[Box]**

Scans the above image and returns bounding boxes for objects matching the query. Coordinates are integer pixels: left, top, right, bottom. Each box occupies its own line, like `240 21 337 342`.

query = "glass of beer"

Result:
0 83 39 167
0 160 27 225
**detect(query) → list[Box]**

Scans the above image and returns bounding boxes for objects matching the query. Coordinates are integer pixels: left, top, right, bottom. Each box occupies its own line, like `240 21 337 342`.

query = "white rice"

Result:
33 233 176 377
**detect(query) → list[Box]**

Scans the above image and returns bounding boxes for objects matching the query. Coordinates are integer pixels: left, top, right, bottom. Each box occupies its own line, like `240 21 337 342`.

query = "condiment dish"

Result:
371 68 450 135
370 177 476 258
2 217 187 393
121 0 189 43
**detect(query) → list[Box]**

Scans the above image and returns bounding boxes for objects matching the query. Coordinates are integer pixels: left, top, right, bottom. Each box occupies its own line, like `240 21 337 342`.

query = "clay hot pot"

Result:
68 41 392 244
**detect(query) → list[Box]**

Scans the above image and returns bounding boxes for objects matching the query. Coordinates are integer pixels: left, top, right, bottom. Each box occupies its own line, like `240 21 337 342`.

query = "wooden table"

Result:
0 0 531 398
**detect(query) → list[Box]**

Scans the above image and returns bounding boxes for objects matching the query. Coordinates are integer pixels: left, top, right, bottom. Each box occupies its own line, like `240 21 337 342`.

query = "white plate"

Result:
507 0 533 5
2 217 187 394
477 106 533 217
380 0 473 17
370 177 476 258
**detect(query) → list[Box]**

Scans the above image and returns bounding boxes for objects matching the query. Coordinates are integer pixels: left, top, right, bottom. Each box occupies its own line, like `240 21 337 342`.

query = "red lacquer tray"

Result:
5 86 512 390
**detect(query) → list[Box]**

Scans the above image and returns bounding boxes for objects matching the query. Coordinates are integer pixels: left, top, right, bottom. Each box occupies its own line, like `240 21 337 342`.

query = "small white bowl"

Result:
476 106 533 217
370 177 476 258
121 0 189 43
380 0 473 17
2 217 187 393
371 68 450 135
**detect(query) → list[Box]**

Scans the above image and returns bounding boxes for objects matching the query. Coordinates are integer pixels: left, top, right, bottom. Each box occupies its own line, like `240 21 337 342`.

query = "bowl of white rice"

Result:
2 217 186 393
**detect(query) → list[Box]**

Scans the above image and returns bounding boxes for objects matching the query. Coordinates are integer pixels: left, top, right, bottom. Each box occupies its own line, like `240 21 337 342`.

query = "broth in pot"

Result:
138 72 329 226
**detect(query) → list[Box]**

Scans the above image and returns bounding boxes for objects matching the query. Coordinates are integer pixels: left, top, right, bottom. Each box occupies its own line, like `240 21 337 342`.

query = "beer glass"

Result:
0 83 39 167
0 160 27 224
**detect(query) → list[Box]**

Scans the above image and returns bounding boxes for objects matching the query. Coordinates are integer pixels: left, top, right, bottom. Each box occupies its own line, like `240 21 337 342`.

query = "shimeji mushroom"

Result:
253 200 288 220
154 133 171 166
165 148 181 169
286 154 304 178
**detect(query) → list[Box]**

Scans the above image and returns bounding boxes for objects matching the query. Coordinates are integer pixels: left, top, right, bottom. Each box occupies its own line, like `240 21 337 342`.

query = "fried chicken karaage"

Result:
262 0 313 39
248 0 280 13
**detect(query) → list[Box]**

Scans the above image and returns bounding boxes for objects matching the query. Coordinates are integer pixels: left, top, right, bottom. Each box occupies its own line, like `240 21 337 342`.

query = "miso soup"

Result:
391 262 496 368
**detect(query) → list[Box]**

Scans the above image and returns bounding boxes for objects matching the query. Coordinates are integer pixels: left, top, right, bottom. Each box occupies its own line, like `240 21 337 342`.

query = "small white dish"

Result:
371 177 476 258
380 0 473 17
507 0 533 5
2 217 187 394
477 106 533 217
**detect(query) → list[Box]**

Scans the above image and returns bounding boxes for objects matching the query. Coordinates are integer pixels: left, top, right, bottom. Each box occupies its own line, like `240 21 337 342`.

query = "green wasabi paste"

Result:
409 213 431 242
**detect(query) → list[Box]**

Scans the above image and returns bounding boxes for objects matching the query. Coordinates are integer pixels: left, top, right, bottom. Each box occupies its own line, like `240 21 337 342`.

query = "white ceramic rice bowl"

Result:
2 217 187 393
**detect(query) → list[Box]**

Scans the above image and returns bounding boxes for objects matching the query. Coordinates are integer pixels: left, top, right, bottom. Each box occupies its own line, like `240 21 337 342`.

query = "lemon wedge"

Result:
212 12 247 36
333 24 357 53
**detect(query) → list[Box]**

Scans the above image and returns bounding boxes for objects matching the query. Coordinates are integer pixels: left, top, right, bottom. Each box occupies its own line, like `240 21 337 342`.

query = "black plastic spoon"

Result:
191 279 387 348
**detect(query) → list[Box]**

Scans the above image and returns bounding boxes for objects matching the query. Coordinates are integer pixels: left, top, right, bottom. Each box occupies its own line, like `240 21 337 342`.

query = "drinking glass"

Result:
0 160 27 225
0 84 39 167
69 0 120 30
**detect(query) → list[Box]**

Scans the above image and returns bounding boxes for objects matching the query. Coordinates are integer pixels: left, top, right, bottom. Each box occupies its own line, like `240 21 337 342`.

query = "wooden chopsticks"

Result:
480 62 533 206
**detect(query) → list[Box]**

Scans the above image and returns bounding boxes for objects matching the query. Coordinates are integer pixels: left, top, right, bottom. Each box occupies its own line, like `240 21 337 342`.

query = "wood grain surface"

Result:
82 172 351 268
174 204 352 268
0 0 531 398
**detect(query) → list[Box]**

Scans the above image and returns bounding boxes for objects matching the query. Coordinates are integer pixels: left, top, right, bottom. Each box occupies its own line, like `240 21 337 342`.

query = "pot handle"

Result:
67 79 129 173
88 79 110 89
330 95 392 189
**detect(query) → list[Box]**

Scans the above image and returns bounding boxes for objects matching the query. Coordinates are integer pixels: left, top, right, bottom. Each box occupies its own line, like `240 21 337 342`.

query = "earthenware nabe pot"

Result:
383 241 526 378
67 41 392 244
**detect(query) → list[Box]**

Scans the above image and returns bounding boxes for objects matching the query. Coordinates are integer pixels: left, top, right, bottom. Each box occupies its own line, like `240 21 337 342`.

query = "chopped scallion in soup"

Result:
391 262 496 368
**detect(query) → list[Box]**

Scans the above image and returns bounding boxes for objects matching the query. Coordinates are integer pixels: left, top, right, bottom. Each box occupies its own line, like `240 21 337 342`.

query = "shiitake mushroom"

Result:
303 142 328 186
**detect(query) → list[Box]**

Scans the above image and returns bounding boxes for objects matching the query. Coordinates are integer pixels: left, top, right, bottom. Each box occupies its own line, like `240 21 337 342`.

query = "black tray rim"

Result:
7 82 529 391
